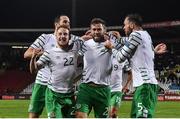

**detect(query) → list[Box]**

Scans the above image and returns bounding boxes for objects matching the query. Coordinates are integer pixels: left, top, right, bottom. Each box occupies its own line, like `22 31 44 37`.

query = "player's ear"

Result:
129 23 134 29
130 22 136 29
69 31 71 40
55 23 58 28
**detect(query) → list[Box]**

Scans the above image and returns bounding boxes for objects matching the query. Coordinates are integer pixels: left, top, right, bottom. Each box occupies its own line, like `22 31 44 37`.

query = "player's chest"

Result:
51 52 77 67
44 40 57 50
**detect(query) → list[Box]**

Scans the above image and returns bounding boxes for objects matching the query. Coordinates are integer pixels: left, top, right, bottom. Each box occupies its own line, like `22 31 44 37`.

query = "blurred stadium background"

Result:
0 0 180 117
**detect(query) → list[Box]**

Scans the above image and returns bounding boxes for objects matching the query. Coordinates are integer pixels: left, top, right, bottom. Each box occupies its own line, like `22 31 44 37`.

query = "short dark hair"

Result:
54 14 68 23
90 18 106 27
126 14 143 27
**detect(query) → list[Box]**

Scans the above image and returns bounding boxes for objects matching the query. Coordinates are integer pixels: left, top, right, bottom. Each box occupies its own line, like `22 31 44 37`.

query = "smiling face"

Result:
90 23 106 42
56 27 70 48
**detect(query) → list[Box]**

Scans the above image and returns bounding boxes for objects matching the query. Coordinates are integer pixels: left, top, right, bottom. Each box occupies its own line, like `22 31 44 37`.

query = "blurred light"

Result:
12 46 28 49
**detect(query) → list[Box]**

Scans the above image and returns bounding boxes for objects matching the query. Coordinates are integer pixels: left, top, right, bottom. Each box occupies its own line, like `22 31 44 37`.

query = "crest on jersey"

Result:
100 48 108 53
75 104 81 109
56 56 60 59
51 44 55 47
28 104 33 111
48 112 56 118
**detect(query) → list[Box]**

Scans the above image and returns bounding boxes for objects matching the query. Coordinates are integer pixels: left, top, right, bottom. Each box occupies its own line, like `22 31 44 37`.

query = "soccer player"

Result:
30 25 81 118
104 14 167 118
110 58 132 118
108 33 132 118
24 15 70 118
74 18 122 118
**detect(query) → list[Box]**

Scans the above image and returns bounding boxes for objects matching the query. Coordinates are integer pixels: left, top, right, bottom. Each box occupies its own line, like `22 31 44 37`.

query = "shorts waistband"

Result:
86 82 108 88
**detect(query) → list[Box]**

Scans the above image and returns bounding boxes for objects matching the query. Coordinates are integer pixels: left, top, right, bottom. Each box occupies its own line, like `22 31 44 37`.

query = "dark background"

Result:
0 0 180 28
0 0 180 43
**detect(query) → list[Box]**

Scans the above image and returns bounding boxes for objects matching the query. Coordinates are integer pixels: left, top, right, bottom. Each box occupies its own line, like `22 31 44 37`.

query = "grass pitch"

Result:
0 100 180 118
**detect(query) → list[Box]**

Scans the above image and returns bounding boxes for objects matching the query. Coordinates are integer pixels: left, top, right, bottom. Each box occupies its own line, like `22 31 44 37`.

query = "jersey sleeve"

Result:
123 60 131 72
30 34 48 50
37 50 51 67
108 33 123 50
120 37 129 45
70 34 85 56
112 31 142 63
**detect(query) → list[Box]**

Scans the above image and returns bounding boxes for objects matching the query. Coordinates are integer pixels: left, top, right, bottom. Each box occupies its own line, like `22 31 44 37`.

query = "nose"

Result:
64 22 69 26
94 29 99 34
62 34 66 38
123 26 125 30
63 20 70 25
59 34 65 39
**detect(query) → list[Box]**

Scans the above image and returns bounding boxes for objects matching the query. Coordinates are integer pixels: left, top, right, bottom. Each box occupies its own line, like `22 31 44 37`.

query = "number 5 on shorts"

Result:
137 103 143 112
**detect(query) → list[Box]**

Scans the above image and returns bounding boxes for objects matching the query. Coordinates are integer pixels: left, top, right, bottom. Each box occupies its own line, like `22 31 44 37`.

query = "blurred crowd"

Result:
154 51 180 94
0 46 29 71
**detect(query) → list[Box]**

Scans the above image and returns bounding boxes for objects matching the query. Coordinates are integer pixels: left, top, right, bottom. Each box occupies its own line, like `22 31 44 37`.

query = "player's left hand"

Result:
122 86 129 93
154 43 167 54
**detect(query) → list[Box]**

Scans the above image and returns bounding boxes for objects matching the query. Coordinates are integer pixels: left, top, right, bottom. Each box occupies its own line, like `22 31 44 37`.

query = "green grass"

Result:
0 100 180 118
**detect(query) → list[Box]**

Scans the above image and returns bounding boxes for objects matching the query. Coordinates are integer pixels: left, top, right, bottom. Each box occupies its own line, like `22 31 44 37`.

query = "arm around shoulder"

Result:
24 47 43 59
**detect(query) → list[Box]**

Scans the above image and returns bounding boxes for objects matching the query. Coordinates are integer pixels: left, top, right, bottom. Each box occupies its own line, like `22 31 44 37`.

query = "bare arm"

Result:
80 30 93 41
24 47 43 59
29 50 42 74
122 70 132 93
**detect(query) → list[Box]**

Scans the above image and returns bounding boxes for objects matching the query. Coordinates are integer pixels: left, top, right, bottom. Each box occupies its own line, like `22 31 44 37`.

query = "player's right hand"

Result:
122 87 129 94
81 35 92 41
32 49 39 58
108 31 121 39
104 40 114 49
154 43 167 54
34 48 44 57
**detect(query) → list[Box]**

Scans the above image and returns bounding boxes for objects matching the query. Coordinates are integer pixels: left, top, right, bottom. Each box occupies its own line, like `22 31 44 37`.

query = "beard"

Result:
92 35 104 42
125 29 133 36
57 38 69 48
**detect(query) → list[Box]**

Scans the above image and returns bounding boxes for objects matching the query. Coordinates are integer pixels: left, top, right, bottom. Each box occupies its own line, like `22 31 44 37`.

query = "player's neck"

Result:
133 26 143 31
93 37 106 43
58 44 72 51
